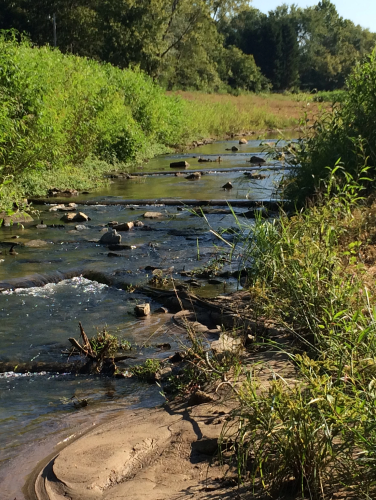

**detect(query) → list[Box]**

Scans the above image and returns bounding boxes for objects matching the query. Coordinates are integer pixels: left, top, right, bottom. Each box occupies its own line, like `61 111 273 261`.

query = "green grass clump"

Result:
219 171 376 498
130 359 161 382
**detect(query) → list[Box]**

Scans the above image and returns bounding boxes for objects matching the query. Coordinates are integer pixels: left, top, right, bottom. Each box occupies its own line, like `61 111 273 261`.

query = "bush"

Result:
0 31 186 208
286 49 376 205
221 172 376 497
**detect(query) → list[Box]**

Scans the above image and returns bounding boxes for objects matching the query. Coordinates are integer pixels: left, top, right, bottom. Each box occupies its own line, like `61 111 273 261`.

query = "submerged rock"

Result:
24 239 53 248
143 211 163 219
185 172 201 180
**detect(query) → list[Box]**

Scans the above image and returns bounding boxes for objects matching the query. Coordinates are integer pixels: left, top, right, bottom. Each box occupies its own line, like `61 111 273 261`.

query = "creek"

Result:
0 133 297 497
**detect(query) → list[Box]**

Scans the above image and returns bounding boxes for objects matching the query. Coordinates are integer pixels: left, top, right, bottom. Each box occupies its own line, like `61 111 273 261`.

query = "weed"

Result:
130 358 161 382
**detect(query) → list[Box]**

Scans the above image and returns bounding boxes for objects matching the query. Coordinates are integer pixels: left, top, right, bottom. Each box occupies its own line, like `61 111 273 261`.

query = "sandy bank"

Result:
29 400 244 500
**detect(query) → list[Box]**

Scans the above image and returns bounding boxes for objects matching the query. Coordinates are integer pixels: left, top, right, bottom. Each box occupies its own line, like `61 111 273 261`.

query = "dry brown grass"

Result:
170 91 325 130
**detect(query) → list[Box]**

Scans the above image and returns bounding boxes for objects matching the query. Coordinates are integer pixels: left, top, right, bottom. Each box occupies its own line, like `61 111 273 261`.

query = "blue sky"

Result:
251 1 376 32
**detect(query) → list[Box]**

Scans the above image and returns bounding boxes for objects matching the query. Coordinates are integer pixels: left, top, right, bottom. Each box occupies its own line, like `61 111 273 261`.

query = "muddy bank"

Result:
29 402 238 500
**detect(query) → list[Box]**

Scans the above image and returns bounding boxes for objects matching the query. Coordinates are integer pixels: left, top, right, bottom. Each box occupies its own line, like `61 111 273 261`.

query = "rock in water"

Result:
112 221 134 231
143 212 163 219
185 172 201 180
134 303 151 317
170 161 189 168
99 228 121 245
231 146 239 151
24 239 53 248
222 182 233 190
61 212 90 222
239 138 248 144
249 155 266 164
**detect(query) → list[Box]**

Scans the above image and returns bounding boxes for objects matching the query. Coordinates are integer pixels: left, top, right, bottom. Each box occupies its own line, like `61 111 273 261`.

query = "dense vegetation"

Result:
218 174 376 498
1 0 375 92
206 42 376 498
0 32 303 210
285 50 376 205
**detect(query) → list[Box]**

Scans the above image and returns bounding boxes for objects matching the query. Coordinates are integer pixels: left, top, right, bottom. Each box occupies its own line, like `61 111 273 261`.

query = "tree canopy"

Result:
0 0 375 91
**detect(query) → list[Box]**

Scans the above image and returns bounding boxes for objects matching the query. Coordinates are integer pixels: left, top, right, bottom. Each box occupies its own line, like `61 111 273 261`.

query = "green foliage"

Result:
0 32 186 208
130 358 161 382
312 90 347 102
90 329 119 358
221 2 376 91
221 172 376 497
286 49 376 205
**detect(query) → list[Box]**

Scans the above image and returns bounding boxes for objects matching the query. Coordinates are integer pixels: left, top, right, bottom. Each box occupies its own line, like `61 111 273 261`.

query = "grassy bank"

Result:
170 53 376 498
174 90 322 138
0 33 323 212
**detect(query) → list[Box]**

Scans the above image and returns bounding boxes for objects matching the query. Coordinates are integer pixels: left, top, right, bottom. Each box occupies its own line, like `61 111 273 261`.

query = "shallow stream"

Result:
0 133 298 497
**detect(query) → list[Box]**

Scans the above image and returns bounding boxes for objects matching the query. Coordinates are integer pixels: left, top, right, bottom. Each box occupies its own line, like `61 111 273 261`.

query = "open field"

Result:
173 91 326 139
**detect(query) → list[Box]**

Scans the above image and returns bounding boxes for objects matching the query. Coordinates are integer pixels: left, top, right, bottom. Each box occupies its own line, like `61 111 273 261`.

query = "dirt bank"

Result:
29 401 244 500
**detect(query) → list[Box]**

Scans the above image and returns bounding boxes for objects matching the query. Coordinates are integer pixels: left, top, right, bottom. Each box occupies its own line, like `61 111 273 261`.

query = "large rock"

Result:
113 222 134 231
99 228 121 245
0 212 34 226
134 303 151 317
170 161 189 168
61 212 90 223
250 155 266 164
143 211 163 219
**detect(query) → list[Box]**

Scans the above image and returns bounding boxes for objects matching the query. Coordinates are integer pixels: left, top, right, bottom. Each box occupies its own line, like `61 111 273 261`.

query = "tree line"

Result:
1 0 375 92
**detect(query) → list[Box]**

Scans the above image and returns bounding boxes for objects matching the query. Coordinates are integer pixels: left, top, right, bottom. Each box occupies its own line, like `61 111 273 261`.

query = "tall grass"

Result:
286 49 376 206
175 91 312 140
219 169 376 498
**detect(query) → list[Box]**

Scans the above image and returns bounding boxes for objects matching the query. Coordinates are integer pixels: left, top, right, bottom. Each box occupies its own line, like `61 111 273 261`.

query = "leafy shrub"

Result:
286 49 376 205
0 31 186 207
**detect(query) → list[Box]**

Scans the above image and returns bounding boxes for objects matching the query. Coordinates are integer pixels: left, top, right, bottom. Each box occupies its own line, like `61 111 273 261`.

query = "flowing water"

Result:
0 133 298 496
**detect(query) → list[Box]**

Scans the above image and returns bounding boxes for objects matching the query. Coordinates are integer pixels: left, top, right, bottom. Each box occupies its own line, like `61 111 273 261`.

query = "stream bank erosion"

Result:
27 287 295 500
